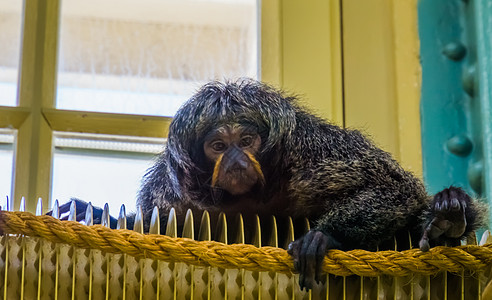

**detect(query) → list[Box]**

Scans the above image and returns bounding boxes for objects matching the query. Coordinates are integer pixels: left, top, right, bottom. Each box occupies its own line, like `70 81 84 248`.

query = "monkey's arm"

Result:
288 184 424 290
286 144 431 290
289 184 486 290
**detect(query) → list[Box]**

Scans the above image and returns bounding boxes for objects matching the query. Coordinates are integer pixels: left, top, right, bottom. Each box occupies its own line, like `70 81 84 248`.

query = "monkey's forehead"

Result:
202 123 259 139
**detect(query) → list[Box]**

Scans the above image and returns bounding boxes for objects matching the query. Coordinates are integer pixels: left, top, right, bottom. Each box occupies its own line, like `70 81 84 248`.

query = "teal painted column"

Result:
418 0 491 229
474 1 492 226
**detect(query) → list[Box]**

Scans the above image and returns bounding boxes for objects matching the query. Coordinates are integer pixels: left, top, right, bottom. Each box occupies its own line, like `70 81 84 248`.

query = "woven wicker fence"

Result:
0 199 491 299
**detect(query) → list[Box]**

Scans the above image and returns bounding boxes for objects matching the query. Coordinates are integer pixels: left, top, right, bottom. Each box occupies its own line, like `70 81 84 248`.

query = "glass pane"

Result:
51 133 164 217
57 0 259 116
0 130 15 209
0 1 23 106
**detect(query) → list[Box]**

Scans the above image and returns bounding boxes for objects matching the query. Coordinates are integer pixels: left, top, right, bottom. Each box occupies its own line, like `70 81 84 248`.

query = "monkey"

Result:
53 79 488 291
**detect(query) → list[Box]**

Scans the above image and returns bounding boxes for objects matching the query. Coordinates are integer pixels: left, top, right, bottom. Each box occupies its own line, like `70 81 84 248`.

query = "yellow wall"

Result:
262 0 422 177
261 0 343 125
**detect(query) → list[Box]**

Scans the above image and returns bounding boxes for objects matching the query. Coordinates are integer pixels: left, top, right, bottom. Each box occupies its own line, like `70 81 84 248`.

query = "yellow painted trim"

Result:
41 0 61 108
281 0 343 125
261 0 343 125
343 0 398 153
329 0 344 126
14 116 53 212
260 0 283 87
0 106 30 129
13 0 60 211
42 109 172 138
391 1 423 177
342 0 422 176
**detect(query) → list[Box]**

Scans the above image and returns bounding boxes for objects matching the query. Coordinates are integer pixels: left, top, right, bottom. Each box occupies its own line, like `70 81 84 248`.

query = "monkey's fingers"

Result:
314 233 329 284
295 230 331 290
419 216 452 251
288 231 317 290
287 240 301 272
431 187 469 239
299 230 318 290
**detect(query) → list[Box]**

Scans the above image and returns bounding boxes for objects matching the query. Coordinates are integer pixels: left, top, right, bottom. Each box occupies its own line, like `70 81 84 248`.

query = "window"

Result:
0 0 259 212
0 1 22 208
51 133 164 216
57 0 258 116
0 1 22 107
0 130 15 208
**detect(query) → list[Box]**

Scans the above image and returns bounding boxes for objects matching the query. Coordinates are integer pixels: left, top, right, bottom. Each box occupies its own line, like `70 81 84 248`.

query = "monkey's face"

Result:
203 124 265 196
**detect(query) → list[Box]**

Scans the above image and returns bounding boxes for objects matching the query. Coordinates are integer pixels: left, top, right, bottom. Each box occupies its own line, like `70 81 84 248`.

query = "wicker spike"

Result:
35 197 42 215
51 199 60 219
215 212 227 244
5 195 10 211
267 215 278 247
182 209 194 239
19 197 25 212
117 204 126 229
84 202 94 225
101 203 110 227
252 215 261 247
284 217 295 249
133 206 143 233
149 206 160 234
232 213 245 244
198 210 211 241
480 230 492 245
68 200 77 221
165 208 177 237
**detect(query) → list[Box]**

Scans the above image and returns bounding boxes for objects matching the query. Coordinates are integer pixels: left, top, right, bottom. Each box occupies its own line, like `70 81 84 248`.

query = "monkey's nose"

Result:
223 146 250 171
238 160 249 169
229 159 249 171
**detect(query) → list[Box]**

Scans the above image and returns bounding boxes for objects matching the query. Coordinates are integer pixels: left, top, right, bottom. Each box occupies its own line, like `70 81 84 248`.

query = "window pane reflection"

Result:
51 133 164 216
57 0 259 116
0 131 15 209
0 2 23 106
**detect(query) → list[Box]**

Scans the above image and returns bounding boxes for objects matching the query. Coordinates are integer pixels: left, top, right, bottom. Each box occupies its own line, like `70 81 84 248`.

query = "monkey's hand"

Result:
287 230 341 291
419 187 470 251
46 199 117 228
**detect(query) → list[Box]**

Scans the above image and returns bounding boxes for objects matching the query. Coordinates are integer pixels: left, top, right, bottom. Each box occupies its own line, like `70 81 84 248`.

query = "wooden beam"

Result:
0 106 30 129
43 108 172 138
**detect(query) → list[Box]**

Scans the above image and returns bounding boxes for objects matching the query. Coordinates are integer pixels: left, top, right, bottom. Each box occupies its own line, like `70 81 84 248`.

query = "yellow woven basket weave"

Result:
0 202 491 299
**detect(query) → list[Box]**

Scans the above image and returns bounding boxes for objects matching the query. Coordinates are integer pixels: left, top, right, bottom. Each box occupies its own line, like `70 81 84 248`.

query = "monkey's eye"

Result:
239 135 254 148
211 141 227 152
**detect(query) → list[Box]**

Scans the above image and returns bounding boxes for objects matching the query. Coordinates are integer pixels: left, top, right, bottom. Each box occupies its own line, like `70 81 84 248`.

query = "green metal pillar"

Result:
474 0 492 227
418 0 492 228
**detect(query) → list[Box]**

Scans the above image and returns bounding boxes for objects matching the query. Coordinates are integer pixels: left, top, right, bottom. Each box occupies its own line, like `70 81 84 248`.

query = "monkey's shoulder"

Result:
290 111 374 158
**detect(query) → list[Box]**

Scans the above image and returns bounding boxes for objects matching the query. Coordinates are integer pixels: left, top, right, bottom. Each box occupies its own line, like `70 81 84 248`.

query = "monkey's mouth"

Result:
217 168 259 195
